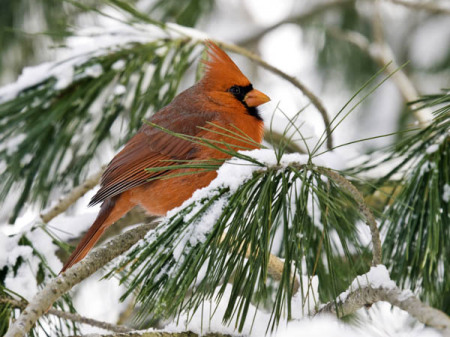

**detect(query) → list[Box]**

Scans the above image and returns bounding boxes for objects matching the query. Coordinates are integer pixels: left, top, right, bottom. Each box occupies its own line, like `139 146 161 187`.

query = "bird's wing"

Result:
89 110 217 206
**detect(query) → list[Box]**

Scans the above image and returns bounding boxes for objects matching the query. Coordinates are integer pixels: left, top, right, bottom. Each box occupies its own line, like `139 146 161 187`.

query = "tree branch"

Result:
40 167 105 223
327 27 433 125
0 297 132 333
79 332 231 337
237 0 356 46
319 285 450 334
5 222 155 337
382 0 450 15
317 168 382 266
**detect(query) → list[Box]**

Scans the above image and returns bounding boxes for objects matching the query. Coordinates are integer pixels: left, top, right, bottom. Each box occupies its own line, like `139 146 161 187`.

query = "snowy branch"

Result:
0 297 132 333
5 222 155 337
318 266 450 335
40 167 105 223
78 332 231 337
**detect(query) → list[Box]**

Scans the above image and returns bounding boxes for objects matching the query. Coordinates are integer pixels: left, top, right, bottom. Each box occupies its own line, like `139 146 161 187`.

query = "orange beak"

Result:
244 89 270 107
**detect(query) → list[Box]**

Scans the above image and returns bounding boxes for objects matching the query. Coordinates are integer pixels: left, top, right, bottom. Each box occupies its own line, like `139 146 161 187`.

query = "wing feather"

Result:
89 104 218 206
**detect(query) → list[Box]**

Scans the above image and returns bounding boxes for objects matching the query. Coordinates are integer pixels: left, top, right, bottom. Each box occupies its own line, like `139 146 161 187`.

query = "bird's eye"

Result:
229 86 241 95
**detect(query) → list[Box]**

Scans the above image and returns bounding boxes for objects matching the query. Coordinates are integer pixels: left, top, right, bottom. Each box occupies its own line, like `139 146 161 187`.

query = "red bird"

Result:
61 41 270 272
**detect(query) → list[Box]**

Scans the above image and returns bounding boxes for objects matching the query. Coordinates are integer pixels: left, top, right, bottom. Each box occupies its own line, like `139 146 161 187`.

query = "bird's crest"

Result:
201 40 250 88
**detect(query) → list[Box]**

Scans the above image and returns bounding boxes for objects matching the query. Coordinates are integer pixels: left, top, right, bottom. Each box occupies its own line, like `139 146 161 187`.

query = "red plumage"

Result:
61 40 270 272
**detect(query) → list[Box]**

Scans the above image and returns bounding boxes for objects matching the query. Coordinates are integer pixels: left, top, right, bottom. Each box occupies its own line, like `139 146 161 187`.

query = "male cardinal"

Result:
61 41 270 272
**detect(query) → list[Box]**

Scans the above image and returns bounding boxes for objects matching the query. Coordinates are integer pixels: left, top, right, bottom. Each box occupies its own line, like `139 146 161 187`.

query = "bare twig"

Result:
327 27 433 125
382 0 450 15
317 168 382 266
237 0 356 46
0 297 132 333
40 167 105 223
319 285 450 335
5 222 155 337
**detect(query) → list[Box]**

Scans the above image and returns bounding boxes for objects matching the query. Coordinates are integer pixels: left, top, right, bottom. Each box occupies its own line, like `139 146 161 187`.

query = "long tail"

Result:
61 195 133 273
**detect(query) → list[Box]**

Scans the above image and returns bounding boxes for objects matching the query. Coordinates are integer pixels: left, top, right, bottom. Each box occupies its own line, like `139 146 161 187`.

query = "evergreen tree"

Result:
0 1 449 336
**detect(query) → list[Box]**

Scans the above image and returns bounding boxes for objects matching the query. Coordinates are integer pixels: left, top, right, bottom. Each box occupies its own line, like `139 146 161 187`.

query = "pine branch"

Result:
0 297 132 333
327 27 433 125
382 0 450 15
4 222 155 337
319 285 450 334
0 37 197 221
78 332 230 337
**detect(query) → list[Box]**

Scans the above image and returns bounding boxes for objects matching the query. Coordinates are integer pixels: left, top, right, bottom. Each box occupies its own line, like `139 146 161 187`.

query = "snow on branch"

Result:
319 265 450 335
4 222 155 337
0 297 132 334
80 332 231 337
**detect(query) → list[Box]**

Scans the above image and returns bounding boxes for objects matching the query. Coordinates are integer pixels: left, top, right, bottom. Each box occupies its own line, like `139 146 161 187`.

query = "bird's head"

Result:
200 40 270 119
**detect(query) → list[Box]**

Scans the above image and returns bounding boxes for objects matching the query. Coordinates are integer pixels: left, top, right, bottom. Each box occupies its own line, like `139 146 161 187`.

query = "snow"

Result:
0 221 62 300
54 65 74 90
113 84 127 96
111 59 126 71
72 270 131 334
0 2 447 336
425 144 439 154
443 184 450 203
166 22 209 42
0 23 173 103
163 282 438 337
83 64 103 78
338 265 396 303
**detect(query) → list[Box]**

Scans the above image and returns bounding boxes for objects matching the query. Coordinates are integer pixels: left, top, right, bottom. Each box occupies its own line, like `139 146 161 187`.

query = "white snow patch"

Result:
165 148 338 222
166 22 209 42
113 84 127 96
0 23 176 103
425 144 439 154
0 222 62 299
54 65 74 90
111 59 126 71
442 184 450 203
83 64 103 78
338 265 396 303
165 284 354 337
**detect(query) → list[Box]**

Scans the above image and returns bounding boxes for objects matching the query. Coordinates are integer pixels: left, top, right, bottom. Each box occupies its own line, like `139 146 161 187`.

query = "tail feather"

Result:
61 196 129 273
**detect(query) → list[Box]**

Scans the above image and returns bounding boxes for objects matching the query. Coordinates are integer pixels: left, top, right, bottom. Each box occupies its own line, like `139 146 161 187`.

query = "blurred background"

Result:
2 0 449 154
